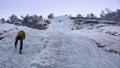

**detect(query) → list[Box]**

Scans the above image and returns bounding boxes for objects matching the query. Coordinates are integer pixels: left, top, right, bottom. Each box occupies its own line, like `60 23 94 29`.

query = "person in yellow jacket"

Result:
15 30 26 54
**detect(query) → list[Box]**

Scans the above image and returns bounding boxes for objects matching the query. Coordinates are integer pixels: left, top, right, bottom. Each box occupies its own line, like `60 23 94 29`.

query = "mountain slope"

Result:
0 16 120 68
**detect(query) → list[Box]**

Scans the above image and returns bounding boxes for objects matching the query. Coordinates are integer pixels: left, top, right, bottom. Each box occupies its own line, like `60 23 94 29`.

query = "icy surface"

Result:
48 16 73 31
0 16 120 68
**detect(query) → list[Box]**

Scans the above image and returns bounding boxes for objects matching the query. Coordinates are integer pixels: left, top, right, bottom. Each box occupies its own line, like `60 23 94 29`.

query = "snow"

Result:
0 23 16 31
97 25 120 36
48 16 73 31
0 16 120 68
104 44 120 53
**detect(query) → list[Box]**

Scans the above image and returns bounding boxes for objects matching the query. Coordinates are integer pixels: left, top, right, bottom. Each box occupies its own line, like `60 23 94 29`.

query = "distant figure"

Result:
15 30 26 55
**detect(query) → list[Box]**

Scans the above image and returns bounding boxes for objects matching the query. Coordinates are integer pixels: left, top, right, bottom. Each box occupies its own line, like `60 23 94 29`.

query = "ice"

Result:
0 16 120 68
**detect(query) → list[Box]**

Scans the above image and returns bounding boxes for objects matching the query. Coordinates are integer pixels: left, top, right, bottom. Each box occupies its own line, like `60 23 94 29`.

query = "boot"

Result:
19 50 22 55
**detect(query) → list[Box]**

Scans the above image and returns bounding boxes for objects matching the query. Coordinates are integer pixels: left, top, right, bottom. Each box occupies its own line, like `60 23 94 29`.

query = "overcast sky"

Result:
0 0 120 19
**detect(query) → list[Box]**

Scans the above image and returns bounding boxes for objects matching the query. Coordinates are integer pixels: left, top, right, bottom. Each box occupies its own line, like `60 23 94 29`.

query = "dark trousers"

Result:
15 36 23 51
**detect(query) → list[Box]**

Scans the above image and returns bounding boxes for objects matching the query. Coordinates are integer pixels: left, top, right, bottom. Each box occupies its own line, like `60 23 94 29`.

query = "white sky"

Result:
0 0 120 19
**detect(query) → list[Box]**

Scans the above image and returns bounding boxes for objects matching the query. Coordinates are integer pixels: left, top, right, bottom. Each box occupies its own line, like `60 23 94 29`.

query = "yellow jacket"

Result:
17 30 26 39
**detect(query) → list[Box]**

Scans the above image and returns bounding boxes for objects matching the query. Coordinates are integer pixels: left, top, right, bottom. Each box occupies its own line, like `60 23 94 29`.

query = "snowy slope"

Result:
71 30 120 54
96 24 120 36
0 16 120 68
48 16 73 31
